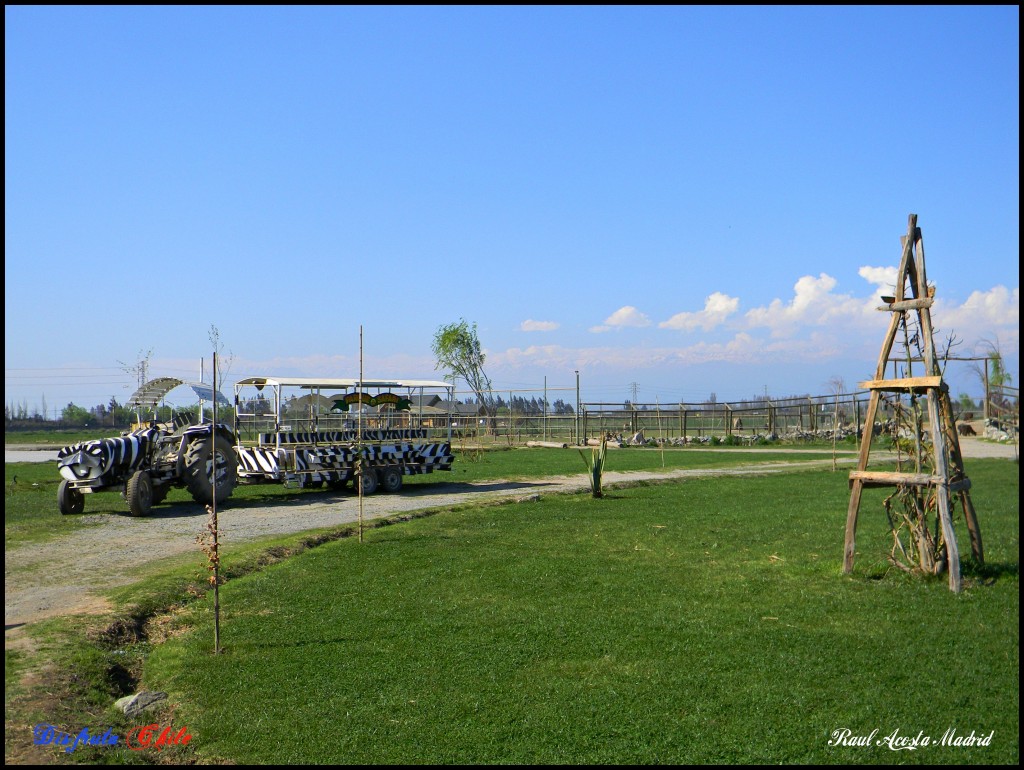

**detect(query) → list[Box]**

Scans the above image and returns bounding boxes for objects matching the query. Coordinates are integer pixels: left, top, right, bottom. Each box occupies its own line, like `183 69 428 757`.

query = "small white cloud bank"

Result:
521 319 560 332
659 292 740 331
590 305 651 333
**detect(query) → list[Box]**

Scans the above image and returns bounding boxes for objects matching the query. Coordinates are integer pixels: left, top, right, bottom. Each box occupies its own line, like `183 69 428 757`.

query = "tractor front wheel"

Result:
126 470 154 517
58 480 84 516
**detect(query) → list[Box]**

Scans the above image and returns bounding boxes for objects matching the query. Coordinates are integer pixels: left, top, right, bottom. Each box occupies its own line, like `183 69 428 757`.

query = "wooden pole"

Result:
358 326 364 544
656 397 665 466
212 351 221 653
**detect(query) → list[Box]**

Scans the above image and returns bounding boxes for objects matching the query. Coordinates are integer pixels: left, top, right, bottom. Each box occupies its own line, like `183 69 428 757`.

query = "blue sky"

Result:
5 6 1019 414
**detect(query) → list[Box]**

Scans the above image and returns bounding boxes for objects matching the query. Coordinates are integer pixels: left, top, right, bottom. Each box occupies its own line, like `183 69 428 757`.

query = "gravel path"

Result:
5 439 1016 639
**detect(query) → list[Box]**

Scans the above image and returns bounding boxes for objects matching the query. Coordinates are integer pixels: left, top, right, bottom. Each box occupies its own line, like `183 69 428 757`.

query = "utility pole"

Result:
575 370 580 444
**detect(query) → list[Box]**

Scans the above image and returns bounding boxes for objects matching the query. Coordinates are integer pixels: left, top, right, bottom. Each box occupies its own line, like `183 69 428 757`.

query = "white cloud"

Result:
491 332 852 373
940 285 1019 327
659 292 740 331
485 273 1018 399
743 273 875 338
858 265 899 294
521 319 560 332
590 305 651 333
935 286 1020 353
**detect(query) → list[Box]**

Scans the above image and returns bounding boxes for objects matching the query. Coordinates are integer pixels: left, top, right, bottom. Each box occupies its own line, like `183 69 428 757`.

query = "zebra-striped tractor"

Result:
56 378 237 516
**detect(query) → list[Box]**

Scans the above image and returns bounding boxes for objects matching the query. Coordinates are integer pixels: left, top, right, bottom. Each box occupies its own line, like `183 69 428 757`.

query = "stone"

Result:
115 691 168 717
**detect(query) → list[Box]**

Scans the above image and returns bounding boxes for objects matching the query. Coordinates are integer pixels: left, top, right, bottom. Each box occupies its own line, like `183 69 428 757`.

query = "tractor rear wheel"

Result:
150 484 170 506
183 433 238 505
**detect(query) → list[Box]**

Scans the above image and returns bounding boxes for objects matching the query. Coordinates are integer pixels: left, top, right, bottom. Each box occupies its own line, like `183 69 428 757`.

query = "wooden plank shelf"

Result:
849 470 971 492
857 376 944 392
876 298 934 312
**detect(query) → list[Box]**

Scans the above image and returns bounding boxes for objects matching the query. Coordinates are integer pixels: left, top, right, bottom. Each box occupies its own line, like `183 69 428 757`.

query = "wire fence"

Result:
446 390 876 445
6 382 1018 446
445 385 1019 447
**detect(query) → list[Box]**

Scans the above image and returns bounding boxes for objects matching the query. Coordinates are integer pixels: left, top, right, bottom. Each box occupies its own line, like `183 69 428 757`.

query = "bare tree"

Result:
118 348 153 391
208 325 235 386
826 376 847 470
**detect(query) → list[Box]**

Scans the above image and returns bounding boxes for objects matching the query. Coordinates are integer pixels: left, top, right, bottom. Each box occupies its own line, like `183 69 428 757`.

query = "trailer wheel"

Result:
58 480 84 516
183 433 238 505
357 468 379 496
381 466 403 494
126 470 154 517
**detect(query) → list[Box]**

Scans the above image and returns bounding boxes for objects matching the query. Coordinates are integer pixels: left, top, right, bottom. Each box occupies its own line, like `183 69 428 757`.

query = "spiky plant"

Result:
579 436 608 498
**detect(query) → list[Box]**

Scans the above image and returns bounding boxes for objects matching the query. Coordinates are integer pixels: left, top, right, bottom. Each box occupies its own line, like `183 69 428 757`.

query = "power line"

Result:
4 366 124 371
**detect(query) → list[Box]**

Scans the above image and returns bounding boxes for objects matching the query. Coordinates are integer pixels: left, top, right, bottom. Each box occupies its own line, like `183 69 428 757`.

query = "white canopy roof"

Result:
127 377 231 409
234 377 452 391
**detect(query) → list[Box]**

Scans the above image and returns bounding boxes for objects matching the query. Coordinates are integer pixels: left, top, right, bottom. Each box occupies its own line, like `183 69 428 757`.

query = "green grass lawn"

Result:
438 443 847 482
137 458 1018 765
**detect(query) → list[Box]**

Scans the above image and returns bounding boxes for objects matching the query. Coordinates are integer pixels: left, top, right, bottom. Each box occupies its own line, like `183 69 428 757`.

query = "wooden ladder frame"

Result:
843 214 983 593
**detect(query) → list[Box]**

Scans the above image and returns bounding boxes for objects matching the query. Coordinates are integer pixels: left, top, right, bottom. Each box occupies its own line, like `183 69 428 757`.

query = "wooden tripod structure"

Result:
843 214 983 593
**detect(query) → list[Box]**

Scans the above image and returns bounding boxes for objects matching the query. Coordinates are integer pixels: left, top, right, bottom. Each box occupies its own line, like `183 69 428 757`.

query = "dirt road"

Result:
5 439 1016 639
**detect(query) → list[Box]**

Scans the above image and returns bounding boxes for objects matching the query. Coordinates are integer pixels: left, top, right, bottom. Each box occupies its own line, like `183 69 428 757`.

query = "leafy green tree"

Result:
970 337 1015 418
61 402 92 427
986 348 1012 388
432 319 494 425
957 393 977 416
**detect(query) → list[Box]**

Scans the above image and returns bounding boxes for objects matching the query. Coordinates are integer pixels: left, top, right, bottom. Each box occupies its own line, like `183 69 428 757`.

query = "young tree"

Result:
970 337 1014 417
432 319 494 424
957 393 977 416
208 324 235 385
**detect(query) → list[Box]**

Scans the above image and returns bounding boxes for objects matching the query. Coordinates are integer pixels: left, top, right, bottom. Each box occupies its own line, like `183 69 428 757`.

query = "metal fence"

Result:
6 380 1017 444
442 385 1021 447
986 384 1020 435
444 389 881 446
579 392 872 443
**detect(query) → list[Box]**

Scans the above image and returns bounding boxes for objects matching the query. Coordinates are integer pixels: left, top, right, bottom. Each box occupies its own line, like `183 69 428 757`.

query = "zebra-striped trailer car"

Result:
233 376 456 495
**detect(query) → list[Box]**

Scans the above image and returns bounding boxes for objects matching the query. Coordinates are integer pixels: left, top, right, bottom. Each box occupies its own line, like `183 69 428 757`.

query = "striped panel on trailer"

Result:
415 442 455 472
259 429 429 445
236 446 284 479
289 446 355 485
295 446 357 471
